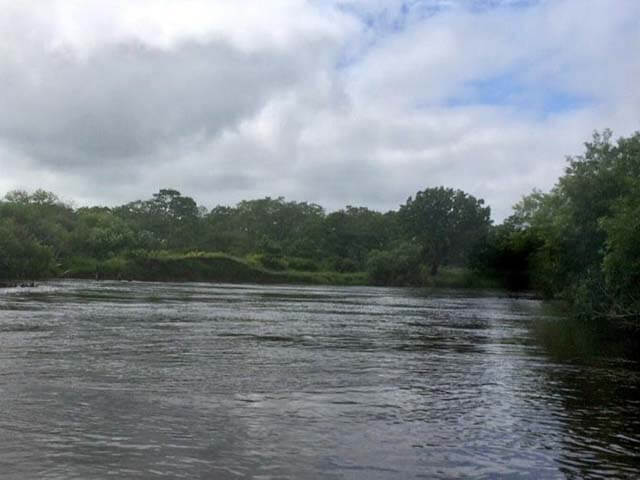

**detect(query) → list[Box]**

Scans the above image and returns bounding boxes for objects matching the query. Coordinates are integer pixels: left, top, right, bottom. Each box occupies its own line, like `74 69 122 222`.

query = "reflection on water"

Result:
0 280 638 479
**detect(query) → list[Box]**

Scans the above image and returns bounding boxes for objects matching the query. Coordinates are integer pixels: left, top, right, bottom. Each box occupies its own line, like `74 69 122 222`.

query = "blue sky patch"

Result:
335 0 542 71
443 72 592 115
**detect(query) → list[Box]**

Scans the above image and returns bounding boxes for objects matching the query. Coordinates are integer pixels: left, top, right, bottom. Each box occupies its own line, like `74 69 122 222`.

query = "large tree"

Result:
0 218 54 280
399 187 491 275
323 206 393 269
114 189 201 249
507 130 640 319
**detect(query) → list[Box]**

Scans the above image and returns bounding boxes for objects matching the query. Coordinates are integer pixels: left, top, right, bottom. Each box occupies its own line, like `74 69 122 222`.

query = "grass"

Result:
61 252 507 289
60 252 506 290
63 251 367 286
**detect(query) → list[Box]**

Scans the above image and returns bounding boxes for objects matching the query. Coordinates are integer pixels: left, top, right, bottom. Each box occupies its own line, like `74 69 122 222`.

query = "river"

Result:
1 280 638 479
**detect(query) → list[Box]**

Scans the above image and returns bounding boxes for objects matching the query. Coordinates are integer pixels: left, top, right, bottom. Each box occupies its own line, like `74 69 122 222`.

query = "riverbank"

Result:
61 252 368 286
0 281 37 289
51 252 500 289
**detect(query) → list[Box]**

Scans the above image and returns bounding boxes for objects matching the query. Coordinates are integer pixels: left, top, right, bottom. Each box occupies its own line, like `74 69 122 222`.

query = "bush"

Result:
102 257 128 276
0 219 55 279
333 257 359 273
287 257 320 272
261 255 287 271
64 256 99 276
366 243 421 286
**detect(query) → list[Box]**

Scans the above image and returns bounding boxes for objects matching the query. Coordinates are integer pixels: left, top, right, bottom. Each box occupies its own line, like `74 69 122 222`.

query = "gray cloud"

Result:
0 41 308 167
0 0 638 220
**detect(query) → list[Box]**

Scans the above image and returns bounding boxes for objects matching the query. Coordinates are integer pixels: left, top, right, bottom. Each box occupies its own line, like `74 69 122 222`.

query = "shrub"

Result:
366 243 421 286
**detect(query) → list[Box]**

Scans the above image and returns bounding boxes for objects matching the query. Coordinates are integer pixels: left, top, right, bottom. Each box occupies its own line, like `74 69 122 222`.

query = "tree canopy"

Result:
476 130 640 324
399 187 491 275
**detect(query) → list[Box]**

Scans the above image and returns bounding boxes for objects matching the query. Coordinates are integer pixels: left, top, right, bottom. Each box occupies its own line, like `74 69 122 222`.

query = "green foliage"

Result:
324 256 357 273
259 254 288 271
0 185 493 286
4 134 635 316
113 188 201 250
63 256 99 276
399 187 491 275
0 218 55 279
202 197 326 258
1 189 74 270
366 242 422 286
4 189 62 206
286 257 320 272
470 223 541 291
480 130 640 325
600 180 640 320
71 208 138 259
59 249 365 285
323 206 395 269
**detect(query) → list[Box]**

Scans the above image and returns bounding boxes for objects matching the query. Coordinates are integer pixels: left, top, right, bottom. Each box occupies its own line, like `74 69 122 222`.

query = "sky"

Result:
0 0 638 220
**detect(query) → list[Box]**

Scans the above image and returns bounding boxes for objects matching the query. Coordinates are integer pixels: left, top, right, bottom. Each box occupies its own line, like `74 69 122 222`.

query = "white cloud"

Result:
0 0 357 53
0 0 638 220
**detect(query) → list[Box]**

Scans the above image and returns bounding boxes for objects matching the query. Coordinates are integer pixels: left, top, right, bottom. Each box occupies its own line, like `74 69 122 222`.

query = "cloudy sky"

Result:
1 0 638 220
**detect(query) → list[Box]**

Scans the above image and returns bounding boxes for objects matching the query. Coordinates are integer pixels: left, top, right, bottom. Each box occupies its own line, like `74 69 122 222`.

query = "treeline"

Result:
473 130 640 325
1 130 639 326
0 185 490 286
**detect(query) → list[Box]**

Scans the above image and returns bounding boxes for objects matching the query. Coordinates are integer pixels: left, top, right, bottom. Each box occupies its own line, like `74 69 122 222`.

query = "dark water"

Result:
1 281 639 479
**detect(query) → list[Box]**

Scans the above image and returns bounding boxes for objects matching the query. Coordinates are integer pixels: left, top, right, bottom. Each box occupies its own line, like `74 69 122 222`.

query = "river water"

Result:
1 280 638 479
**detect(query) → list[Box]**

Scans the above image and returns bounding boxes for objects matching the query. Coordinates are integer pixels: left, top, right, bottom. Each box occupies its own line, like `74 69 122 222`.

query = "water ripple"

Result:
1 280 638 479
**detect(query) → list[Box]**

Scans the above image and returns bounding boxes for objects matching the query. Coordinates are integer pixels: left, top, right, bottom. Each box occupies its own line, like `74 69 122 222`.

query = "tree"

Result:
0 218 54 280
498 130 640 321
71 208 138 259
323 206 393 269
1 189 75 262
601 183 640 321
202 197 327 257
399 187 491 275
366 242 422 286
114 188 200 249
469 222 542 291
4 189 62 206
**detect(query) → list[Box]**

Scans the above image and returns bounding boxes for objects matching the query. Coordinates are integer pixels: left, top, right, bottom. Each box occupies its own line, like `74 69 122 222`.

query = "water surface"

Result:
1 280 638 479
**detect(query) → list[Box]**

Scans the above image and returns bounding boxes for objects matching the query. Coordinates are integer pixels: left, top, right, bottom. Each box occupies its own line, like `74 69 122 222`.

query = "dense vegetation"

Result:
474 130 640 328
1 130 639 330
0 184 490 287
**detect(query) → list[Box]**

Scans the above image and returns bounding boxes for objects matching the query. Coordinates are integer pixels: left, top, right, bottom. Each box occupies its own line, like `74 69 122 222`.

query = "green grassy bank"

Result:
56 251 502 289
62 251 368 286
